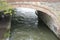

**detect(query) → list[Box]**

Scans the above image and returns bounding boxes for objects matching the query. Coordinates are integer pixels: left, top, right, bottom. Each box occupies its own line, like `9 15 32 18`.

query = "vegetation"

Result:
0 0 13 15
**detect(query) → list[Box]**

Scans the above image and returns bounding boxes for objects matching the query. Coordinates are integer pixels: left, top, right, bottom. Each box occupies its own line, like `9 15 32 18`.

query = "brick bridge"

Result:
0 0 60 39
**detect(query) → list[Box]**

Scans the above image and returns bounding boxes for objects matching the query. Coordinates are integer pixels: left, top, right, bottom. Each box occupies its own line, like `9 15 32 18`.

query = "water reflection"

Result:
10 8 58 40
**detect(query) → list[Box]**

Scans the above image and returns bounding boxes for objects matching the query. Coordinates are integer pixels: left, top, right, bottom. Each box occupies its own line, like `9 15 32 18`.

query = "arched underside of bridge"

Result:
11 4 60 38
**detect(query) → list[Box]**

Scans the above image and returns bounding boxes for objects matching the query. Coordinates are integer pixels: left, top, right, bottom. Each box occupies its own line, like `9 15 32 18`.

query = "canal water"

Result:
10 8 59 40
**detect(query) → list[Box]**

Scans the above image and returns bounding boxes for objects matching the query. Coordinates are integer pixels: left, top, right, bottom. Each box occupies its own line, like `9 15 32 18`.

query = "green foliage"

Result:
0 0 13 15
4 30 10 39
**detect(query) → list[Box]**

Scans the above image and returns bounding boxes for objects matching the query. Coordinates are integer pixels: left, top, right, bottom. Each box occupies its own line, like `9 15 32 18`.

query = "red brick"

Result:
6 0 60 2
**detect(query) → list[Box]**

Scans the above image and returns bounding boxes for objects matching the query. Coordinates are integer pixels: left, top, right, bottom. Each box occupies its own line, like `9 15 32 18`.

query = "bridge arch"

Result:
11 3 60 38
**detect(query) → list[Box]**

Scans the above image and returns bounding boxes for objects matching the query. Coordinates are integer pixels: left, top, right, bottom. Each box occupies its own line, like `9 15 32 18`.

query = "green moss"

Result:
0 0 13 15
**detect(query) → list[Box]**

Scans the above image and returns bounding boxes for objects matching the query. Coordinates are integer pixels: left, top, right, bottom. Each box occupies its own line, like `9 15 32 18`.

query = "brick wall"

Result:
6 0 60 2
